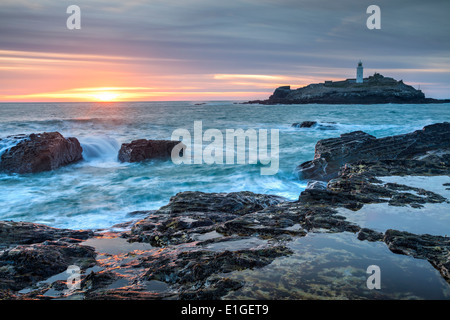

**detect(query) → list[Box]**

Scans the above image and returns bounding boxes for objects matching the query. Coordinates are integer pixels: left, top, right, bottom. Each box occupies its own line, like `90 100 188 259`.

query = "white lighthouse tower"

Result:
356 61 363 83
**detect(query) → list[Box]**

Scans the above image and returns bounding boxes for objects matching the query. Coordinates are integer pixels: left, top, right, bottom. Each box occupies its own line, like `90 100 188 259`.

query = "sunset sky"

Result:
1 0 449 102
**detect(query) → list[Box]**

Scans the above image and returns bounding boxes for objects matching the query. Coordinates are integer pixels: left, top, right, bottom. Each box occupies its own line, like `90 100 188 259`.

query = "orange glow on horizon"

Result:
0 49 337 102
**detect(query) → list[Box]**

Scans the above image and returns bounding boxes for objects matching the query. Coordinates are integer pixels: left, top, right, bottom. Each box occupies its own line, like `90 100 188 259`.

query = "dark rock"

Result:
118 139 184 162
130 191 286 246
0 240 96 291
383 229 450 282
291 121 337 130
292 121 317 128
0 220 93 248
306 180 328 190
157 191 286 215
245 73 450 105
357 228 384 242
269 86 291 99
296 122 450 181
0 132 82 173
140 246 292 299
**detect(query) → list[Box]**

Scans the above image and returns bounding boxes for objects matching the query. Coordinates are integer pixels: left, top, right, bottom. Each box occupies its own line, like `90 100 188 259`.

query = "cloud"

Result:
0 0 449 99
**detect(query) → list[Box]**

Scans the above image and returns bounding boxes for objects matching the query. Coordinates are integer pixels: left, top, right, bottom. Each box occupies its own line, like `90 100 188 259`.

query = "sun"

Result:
93 92 119 102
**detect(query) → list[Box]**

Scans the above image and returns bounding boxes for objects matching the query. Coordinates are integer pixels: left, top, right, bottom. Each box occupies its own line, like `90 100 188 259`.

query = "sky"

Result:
0 0 449 102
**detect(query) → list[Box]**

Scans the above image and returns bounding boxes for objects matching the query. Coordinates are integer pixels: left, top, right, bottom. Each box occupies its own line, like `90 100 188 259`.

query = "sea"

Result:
0 101 449 230
1 101 450 299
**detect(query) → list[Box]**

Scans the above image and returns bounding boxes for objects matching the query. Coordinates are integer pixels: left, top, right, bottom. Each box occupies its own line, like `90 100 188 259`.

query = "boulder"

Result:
118 139 184 162
292 121 317 128
0 132 82 174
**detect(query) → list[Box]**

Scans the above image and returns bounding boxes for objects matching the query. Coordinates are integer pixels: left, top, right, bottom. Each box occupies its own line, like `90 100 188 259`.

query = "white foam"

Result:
79 135 121 167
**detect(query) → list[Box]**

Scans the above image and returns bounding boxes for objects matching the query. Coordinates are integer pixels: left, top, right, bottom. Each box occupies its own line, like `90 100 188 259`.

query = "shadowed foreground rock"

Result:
0 221 93 248
0 132 82 174
0 241 96 292
384 230 450 282
118 139 184 162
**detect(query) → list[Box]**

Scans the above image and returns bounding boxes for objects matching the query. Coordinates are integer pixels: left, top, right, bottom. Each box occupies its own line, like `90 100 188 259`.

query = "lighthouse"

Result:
356 61 363 83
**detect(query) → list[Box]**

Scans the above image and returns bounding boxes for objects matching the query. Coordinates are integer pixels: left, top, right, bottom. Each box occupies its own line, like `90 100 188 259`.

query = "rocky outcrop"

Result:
2 123 449 300
129 191 286 246
296 122 450 181
384 230 450 282
292 121 337 130
245 73 450 104
118 139 184 162
0 240 96 292
292 121 317 128
0 132 82 174
0 221 93 248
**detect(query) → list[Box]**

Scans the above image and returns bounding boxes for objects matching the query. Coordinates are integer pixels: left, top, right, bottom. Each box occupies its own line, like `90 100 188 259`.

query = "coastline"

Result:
1 122 449 300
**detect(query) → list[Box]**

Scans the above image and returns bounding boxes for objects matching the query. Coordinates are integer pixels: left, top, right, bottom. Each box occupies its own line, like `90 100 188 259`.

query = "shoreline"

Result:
1 122 449 299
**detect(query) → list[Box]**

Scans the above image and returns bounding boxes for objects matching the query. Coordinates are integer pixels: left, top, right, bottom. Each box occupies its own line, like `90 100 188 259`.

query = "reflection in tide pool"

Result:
224 232 450 299
337 176 450 236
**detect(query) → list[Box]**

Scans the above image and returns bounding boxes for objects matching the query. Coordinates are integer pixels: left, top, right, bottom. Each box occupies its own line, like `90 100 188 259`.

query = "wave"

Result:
79 136 121 165
0 135 29 158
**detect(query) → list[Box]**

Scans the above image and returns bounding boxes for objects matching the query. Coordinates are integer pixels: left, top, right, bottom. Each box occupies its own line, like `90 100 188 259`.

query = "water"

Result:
0 101 449 230
224 232 450 300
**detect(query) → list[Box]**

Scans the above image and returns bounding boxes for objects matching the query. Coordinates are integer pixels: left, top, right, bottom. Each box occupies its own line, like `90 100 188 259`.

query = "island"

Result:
245 62 450 105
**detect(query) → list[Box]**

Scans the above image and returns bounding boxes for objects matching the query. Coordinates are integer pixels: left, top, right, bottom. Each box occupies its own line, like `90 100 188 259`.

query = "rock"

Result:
245 73 450 105
296 122 450 181
269 86 291 99
140 246 292 299
383 229 450 282
0 132 83 173
129 191 287 246
118 139 184 162
292 121 317 128
0 240 96 291
306 180 328 190
357 228 384 242
291 121 337 130
157 191 286 215
0 221 93 248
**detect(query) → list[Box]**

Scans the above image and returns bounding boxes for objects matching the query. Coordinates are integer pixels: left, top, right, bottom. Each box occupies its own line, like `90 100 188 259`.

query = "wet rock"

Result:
219 199 359 236
118 139 184 162
0 221 93 248
86 288 174 300
384 229 450 282
357 228 384 242
296 122 450 181
139 246 292 299
292 121 317 128
0 132 83 174
292 121 337 130
306 180 328 190
0 240 96 291
130 191 287 246
179 277 243 300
